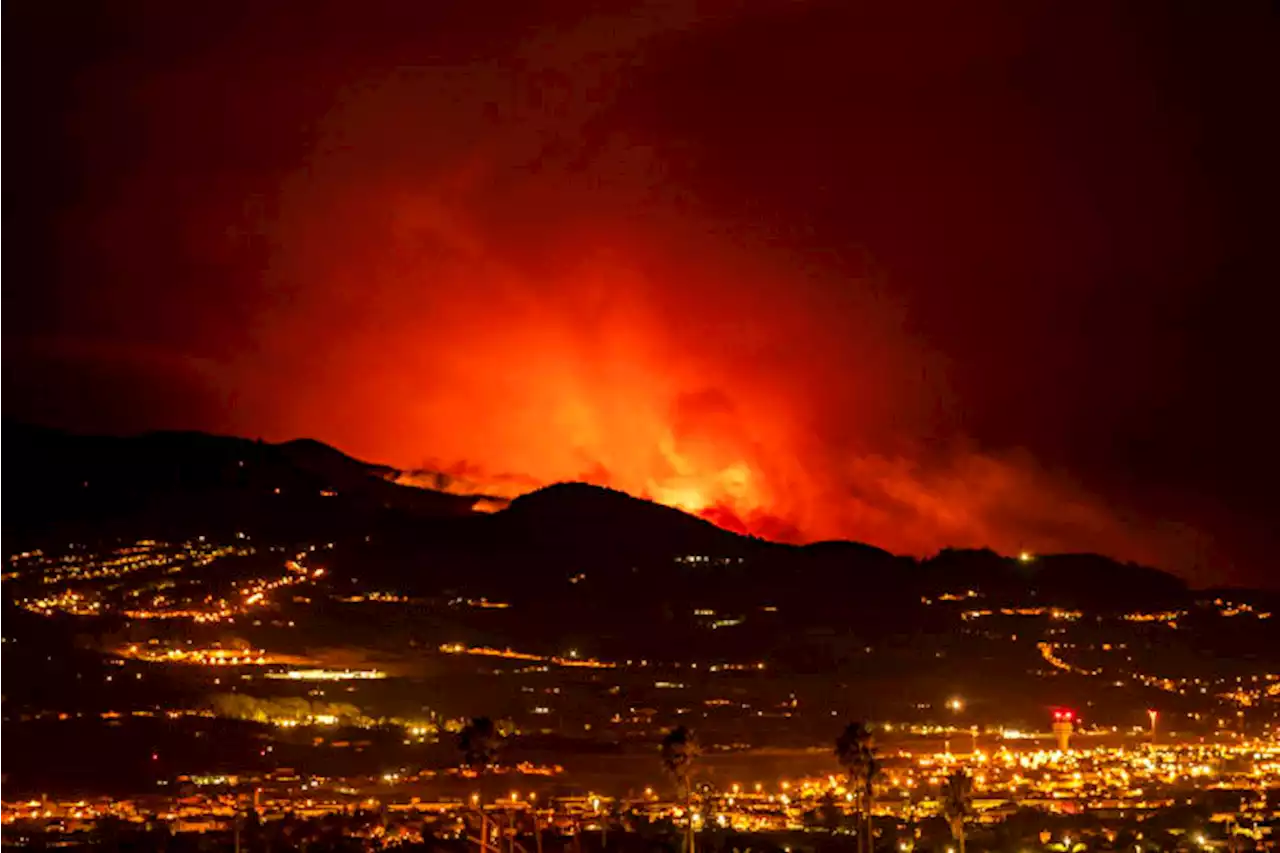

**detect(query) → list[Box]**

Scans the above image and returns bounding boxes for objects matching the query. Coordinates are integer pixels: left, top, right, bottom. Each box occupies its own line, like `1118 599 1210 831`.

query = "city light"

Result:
263 669 386 681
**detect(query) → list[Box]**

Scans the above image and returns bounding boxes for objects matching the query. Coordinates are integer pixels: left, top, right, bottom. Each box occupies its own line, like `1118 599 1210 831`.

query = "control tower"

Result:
1052 710 1074 751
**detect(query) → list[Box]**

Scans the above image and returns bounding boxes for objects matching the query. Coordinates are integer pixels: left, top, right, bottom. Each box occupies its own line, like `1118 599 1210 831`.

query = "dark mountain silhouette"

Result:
275 436 400 484
3 424 1198 612
913 548 1189 611
3 423 486 546
501 482 754 556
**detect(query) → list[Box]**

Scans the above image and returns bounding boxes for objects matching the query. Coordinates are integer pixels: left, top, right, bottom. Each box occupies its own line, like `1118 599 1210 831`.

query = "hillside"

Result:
502 482 755 556
2 423 486 546
3 424 1197 615
5 425 1277 753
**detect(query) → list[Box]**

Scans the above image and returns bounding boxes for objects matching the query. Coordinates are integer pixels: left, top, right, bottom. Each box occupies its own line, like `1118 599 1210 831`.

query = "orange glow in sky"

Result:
11 7 1215 575
181 57 1194 569
8 0 1276 591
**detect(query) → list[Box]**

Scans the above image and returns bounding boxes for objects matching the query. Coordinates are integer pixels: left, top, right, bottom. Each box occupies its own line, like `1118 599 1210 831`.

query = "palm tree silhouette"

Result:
661 726 700 853
459 717 504 853
836 722 880 853
941 769 974 853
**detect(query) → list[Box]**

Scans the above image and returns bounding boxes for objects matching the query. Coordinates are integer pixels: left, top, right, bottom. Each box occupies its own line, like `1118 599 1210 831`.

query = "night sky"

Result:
6 1 1278 585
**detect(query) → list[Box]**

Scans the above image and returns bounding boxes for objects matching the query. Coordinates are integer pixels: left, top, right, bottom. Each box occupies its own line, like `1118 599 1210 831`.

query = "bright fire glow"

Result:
116 53 1192 572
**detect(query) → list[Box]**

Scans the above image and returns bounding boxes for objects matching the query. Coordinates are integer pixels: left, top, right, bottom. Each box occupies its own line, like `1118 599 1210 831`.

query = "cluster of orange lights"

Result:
115 644 287 666
438 644 614 669
123 558 320 623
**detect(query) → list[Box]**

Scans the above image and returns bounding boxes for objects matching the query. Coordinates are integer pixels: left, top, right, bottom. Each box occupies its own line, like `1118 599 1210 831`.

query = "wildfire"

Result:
221 63 1192 574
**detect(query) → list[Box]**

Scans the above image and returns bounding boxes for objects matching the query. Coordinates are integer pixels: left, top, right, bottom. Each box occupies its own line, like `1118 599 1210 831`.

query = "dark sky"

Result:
6 0 1278 585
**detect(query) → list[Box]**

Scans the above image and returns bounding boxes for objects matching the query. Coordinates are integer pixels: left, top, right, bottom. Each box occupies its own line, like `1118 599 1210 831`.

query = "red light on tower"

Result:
1051 710 1074 751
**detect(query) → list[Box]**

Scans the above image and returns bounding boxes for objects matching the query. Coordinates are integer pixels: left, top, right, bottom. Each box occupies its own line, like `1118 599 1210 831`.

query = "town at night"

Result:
4 1 1279 851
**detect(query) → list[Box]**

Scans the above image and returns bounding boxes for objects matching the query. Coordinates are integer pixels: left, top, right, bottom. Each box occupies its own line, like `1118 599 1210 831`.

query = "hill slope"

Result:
2 423 485 545
4 424 1194 613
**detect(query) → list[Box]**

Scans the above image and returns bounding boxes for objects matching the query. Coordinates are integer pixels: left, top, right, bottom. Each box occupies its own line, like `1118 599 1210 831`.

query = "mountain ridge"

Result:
1 423 1208 607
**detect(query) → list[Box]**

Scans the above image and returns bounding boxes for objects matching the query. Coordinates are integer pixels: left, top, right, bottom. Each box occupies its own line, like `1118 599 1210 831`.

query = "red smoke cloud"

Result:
15 0 1274 581
10 3 1211 573
216 24 1191 569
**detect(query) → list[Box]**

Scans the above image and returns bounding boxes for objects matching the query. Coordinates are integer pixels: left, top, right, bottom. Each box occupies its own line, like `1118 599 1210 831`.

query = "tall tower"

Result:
1052 710 1074 751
